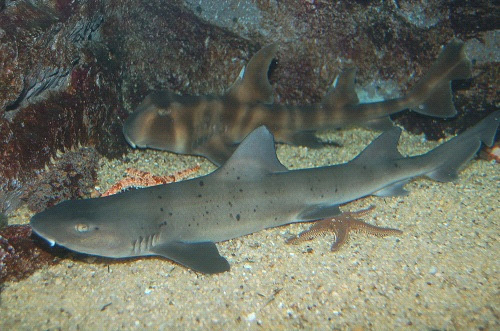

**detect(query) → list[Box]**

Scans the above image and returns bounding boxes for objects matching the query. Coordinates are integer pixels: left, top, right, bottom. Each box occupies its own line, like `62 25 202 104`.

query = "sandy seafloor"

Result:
1 127 499 330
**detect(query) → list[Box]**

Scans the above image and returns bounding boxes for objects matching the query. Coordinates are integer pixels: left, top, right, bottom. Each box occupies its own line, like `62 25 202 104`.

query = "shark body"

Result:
123 40 472 165
31 111 499 274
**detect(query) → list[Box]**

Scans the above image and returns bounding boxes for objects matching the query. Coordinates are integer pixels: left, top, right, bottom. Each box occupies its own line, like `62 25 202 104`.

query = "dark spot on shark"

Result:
239 188 243 192
198 194 202 198
228 201 233 207
159 221 167 228
168 212 173 216
236 214 241 221
363 165 367 170
394 163 399 168
157 195 162 199
199 180 204 186
160 208 164 212
237 176 240 180
335 187 338 193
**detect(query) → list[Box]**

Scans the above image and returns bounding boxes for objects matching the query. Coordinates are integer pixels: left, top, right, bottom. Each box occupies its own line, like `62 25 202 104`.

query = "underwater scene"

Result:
1 0 498 329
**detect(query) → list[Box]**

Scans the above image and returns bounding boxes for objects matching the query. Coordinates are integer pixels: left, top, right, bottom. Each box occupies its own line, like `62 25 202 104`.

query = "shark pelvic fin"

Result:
151 241 230 274
215 126 287 180
226 43 278 104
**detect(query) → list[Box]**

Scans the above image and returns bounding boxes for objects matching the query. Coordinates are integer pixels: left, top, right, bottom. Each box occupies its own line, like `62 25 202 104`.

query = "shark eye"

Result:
75 223 90 232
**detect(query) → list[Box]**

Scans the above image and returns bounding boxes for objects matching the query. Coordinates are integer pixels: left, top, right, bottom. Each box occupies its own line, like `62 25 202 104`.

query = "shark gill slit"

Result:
132 233 160 254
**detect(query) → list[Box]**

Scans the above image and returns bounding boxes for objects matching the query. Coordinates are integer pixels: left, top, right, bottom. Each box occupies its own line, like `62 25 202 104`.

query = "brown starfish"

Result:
286 206 402 252
101 165 201 197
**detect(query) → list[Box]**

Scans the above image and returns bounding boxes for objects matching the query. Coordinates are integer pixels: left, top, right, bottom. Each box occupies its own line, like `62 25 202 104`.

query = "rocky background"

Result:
0 0 498 214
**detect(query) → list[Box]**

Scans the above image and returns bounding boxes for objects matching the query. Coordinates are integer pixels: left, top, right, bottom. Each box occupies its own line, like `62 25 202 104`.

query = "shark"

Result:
31 111 499 274
123 40 472 165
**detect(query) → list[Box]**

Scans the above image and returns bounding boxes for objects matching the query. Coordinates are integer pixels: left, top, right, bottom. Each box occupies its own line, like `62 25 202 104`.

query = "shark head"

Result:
123 91 199 154
30 197 136 258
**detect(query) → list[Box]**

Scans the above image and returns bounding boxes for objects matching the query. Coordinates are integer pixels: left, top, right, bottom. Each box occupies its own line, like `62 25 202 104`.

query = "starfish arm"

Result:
350 218 403 237
330 226 348 252
286 219 335 244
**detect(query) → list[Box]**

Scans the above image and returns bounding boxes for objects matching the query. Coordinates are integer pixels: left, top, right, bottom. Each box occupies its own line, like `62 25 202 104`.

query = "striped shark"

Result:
31 111 499 274
123 40 472 165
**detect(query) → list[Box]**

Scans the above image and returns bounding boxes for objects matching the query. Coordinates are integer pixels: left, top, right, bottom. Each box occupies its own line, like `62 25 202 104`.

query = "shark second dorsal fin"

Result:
215 126 287 180
352 127 403 166
321 68 360 110
226 43 278 104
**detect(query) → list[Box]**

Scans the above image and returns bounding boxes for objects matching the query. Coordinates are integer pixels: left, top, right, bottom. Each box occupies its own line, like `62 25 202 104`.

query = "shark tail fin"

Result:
405 39 472 118
425 111 500 182
226 43 278 104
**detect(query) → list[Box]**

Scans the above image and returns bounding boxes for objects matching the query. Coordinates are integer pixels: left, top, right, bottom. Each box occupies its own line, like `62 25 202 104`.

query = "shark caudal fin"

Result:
226 43 278 104
424 111 500 182
405 39 472 118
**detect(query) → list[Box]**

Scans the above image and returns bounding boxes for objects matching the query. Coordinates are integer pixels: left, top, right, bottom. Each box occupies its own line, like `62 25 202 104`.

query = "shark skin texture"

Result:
31 111 499 274
123 40 472 165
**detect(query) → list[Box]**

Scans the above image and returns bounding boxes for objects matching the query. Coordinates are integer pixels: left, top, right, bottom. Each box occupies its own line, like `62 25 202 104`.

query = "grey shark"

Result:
31 111 499 274
123 40 472 165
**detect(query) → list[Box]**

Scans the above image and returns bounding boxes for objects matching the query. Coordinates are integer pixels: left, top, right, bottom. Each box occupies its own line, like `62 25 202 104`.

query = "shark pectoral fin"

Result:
151 241 230 274
299 205 342 221
226 43 278 104
373 180 410 197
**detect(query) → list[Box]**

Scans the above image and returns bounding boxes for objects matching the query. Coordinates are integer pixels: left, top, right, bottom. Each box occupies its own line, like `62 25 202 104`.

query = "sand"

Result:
1 127 498 330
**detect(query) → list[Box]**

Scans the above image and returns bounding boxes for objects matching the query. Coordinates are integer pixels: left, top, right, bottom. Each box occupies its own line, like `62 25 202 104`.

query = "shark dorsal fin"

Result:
322 68 360 109
215 126 287 180
352 127 403 165
226 43 278 104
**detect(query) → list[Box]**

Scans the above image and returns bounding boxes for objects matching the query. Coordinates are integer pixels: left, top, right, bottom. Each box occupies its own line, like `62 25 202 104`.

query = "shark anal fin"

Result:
226 43 278 104
151 241 230 274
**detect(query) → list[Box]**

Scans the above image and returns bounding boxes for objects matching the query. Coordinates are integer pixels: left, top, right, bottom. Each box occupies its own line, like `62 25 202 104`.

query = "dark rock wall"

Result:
0 0 497 214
